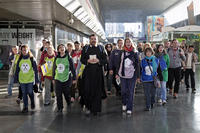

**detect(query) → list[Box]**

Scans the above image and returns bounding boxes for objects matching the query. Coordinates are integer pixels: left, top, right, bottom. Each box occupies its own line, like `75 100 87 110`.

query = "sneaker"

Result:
82 105 86 112
85 109 91 115
107 91 111 95
173 93 178 99
31 103 35 109
51 92 55 98
44 103 50 106
162 100 167 105
151 104 154 109
38 90 42 93
57 109 63 113
71 97 75 103
22 108 28 113
122 105 127 111
158 99 162 104
192 88 196 93
144 108 151 111
127 110 132 115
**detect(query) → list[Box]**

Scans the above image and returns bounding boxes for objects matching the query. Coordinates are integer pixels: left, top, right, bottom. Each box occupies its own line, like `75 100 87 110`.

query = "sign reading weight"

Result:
0 29 35 46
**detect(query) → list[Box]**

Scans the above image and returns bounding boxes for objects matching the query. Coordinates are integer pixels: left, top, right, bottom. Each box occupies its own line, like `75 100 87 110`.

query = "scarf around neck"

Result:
145 56 157 73
124 45 134 52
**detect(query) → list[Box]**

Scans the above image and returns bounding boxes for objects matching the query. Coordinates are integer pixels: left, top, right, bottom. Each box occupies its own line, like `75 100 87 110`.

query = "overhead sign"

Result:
0 29 35 47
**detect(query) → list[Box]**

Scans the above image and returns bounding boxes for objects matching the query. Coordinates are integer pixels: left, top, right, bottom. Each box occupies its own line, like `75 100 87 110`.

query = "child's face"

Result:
146 50 152 57
47 47 53 56
22 47 28 56
158 46 164 53
12 47 18 55
59 45 65 54
67 45 72 52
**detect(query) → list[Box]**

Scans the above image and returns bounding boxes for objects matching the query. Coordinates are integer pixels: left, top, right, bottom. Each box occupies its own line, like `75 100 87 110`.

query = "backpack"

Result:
84 45 104 54
18 56 34 68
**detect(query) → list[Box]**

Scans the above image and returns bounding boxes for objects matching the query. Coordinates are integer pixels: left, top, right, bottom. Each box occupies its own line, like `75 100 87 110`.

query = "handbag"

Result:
147 62 161 88
33 84 39 93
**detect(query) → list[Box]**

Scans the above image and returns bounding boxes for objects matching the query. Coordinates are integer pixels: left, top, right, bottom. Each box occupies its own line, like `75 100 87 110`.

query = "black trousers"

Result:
70 84 76 98
168 67 181 93
185 69 195 89
180 69 185 80
113 68 121 94
18 86 22 100
55 79 71 110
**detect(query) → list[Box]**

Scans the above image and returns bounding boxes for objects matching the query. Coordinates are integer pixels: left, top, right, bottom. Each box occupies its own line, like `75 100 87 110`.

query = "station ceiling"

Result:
98 0 183 23
0 0 52 21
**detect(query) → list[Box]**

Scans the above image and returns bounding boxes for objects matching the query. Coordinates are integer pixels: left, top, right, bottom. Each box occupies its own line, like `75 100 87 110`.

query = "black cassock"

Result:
81 45 107 113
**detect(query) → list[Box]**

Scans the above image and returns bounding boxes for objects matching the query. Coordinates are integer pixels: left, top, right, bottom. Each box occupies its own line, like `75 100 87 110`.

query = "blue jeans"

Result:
143 82 156 109
7 75 14 96
157 81 167 101
20 83 34 108
120 77 136 111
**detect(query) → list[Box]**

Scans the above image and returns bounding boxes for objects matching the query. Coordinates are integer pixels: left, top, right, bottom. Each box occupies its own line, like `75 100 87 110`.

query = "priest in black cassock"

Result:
81 34 107 115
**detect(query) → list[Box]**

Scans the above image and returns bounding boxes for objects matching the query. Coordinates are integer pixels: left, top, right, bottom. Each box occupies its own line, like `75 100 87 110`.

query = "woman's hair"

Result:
105 44 113 51
124 38 136 49
155 44 167 55
57 44 67 55
117 38 124 43
143 43 151 51
48 44 54 51
11 46 18 55
20 45 33 58
47 45 55 56
144 47 154 56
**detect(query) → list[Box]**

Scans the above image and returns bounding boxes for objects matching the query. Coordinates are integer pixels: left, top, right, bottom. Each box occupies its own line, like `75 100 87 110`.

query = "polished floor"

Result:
0 66 200 133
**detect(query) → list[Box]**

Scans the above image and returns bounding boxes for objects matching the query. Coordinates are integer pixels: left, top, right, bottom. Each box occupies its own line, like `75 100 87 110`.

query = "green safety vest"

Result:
55 56 70 82
44 56 55 77
19 58 34 83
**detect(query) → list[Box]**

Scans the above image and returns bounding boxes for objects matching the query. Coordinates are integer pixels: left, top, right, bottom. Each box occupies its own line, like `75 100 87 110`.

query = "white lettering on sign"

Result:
0 29 35 46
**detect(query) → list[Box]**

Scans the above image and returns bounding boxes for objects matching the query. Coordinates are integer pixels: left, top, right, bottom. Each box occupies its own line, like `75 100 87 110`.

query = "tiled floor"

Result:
0 66 200 133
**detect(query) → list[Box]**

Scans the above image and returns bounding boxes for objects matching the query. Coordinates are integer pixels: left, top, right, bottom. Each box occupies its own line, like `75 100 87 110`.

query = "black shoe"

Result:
192 88 196 93
151 104 154 109
22 108 28 113
186 88 189 92
107 91 111 95
57 109 63 113
44 103 50 106
93 112 97 116
38 90 43 93
31 103 35 109
144 108 151 111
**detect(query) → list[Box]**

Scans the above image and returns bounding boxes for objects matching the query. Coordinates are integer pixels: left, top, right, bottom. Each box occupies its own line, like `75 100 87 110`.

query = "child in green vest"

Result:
52 44 76 113
15 45 39 113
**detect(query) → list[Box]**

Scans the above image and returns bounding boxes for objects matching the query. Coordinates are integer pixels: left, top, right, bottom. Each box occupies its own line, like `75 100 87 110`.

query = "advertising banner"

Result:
147 16 164 41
